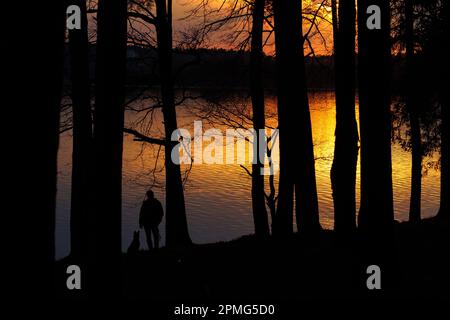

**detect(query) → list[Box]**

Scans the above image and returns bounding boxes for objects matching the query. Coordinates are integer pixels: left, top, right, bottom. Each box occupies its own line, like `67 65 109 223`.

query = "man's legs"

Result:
144 226 153 250
151 226 160 249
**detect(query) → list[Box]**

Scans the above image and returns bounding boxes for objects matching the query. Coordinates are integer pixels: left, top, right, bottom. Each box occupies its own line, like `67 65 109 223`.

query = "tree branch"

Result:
123 127 166 145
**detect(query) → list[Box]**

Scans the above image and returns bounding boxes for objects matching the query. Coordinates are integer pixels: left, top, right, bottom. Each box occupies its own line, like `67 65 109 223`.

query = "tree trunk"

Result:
266 134 277 233
93 0 128 295
409 111 422 222
439 85 448 219
68 0 93 260
357 0 394 244
155 0 192 247
250 0 270 237
274 0 321 237
404 0 422 223
10 1 66 296
330 0 359 237
438 0 449 220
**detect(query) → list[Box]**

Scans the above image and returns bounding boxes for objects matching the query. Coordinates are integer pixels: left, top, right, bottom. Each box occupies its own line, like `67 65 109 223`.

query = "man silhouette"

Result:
139 190 164 250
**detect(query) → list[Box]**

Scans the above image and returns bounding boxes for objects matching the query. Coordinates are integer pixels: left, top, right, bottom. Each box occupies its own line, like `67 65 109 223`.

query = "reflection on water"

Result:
56 91 440 258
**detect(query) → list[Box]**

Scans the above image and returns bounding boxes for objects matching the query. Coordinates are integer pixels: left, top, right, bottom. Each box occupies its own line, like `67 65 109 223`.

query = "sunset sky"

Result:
174 0 333 55
124 0 334 55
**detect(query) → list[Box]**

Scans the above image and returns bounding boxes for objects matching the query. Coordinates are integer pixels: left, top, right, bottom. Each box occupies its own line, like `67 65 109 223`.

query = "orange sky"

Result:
171 0 334 55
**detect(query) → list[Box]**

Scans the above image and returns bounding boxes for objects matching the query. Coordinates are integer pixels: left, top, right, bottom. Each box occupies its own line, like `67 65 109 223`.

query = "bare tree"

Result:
68 0 94 262
391 0 446 222
93 0 128 295
437 0 448 220
273 0 321 237
249 0 270 237
155 0 192 246
8 1 66 296
357 0 394 246
330 0 359 237
404 0 422 222
192 96 279 233
184 0 330 237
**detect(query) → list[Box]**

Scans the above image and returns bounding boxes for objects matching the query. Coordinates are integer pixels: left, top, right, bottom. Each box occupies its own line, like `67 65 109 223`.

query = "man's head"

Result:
146 190 154 199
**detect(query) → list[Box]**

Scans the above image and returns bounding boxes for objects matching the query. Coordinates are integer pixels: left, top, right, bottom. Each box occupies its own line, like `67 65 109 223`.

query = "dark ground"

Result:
56 216 449 302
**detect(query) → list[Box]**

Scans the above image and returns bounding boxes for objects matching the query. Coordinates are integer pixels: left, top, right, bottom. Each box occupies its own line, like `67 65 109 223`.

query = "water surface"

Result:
56 91 440 258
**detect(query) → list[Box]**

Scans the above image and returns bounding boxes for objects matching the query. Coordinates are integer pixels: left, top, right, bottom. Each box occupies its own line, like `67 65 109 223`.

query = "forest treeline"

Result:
62 45 335 88
62 44 441 91
11 0 448 300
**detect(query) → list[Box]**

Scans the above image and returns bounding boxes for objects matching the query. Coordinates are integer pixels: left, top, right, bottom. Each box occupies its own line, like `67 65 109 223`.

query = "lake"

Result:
56 91 440 258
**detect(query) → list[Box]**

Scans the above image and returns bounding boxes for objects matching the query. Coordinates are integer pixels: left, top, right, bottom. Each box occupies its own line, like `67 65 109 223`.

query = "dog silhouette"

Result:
127 230 140 254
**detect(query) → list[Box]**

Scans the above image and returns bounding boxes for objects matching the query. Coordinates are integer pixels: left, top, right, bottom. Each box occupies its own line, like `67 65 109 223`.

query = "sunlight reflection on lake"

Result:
55 91 440 258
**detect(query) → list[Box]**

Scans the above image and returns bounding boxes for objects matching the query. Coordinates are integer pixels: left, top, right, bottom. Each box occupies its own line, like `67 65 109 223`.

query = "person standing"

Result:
139 190 164 250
